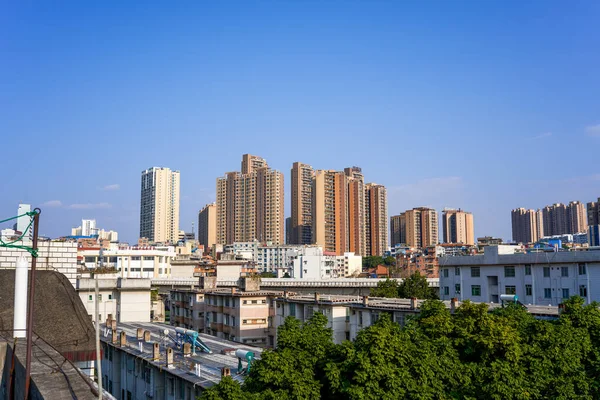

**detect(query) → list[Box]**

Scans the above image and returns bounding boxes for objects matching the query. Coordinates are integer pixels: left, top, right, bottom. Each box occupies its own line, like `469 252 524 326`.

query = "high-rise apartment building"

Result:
312 170 348 254
588 198 600 247
390 214 406 246
365 183 388 256
16 204 33 241
403 207 438 248
290 162 314 245
140 167 180 243
442 208 475 245
198 203 217 249
345 167 367 257
511 208 543 243
215 155 284 245
567 201 588 234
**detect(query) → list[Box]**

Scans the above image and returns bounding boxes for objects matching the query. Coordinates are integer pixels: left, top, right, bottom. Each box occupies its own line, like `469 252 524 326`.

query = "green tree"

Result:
398 271 438 299
198 376 248 400
383 256 396 266
370 278 399 298
362 256 384 270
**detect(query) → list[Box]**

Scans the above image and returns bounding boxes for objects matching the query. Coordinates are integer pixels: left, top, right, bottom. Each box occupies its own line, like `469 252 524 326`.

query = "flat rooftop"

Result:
100 321 263 388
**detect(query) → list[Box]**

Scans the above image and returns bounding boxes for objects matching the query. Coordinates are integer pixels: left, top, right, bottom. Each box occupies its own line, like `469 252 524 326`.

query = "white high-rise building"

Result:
81 219 96 236
140 167 180 244
16 204 32 242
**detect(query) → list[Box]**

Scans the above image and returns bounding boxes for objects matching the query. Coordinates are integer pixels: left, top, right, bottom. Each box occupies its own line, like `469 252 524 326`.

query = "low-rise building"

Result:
78 243 176 278
171 289 205 332
439 245 600 305
77 277 151 323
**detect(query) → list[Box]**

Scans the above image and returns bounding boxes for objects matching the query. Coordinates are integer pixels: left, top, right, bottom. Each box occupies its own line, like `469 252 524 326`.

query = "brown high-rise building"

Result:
345 167 366 256
390 214 406 246
198 203 217 250
403 207 438 248
511 208 543 243
215 154 284 245
365 183 388 256
567 201 588 234
290 162 314 245
442 208 475 245
312 170 348 254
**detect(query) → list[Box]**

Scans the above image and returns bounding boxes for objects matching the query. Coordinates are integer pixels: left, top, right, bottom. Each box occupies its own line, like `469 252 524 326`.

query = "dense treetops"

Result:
200 296 600 400
370 272 438 299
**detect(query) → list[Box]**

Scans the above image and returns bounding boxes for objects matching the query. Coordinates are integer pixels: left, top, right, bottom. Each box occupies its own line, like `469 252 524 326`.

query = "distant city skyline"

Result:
1 1 599 242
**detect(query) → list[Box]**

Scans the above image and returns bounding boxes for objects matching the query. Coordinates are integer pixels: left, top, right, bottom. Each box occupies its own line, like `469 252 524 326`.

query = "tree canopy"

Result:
362 255 396 270
200 296 600 400
370 272 438 299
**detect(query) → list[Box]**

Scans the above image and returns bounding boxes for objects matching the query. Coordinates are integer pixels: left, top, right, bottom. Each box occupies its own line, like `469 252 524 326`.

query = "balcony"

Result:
210 322 223 331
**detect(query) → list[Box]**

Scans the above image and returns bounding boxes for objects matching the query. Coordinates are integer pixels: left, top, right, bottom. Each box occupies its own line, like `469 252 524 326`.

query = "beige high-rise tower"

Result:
567 201 588 234
215 155 284 245
140 167 180 243
365 183 388 256
511 207 543 243
312 170 348 254
198 203 217 249
442 208 475 245
291 162 314 244
390 214 406 246
404 207 438 248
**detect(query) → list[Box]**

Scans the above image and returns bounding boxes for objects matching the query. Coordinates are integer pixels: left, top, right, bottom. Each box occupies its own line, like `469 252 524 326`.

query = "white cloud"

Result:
101 184 120 191
40 200 62 208
585 124 600 137
67 203 112 210
531 132 552 139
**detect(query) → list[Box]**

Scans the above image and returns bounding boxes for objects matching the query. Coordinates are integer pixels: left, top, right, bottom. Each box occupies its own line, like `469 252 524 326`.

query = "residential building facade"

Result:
290 162 314 245
140 167 180 244
442 208 475 245
403 207 438 248
439 245 600 306
390 214 405 246
365 183 388 256
216 155 284 245
198 203 217 250
511 207 543 243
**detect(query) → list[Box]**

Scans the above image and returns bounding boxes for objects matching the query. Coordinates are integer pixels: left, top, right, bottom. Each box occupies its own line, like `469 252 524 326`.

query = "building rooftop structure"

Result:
101 321 262 388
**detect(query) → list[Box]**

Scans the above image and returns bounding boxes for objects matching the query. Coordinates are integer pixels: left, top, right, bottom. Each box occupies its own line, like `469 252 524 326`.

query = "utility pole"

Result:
24 209 40 400
95 247 103 399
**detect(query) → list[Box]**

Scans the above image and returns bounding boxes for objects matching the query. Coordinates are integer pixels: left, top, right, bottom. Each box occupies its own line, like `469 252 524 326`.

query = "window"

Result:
108 294 113 300
98 294 102 301
543 267 550 277
443 286 449 296
504 266 515 278
525 284 532 296
455 267 460 276
579 285 587 297
471 267 480 278
471 285 481 296
524 264 531 275
85 256 96 263
358 311 363 326
289 303 296 317
544 288 551 299
143 256 153 260
88 295 93 301
561 267 569 277
132 256 141 261
243 300 248 305
562 288 570 299
505 286 516 295
579 263 587 275
455 284 461 295
443 269 449 278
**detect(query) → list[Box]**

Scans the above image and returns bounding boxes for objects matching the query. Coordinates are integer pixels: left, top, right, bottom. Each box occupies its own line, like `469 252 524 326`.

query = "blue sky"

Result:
1 1 599 242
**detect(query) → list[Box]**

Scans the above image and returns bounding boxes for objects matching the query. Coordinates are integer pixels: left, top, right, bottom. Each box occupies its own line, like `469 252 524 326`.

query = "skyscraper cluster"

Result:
290 163 388 256
511 200 589 243
139 167 180 243
216 155 285 245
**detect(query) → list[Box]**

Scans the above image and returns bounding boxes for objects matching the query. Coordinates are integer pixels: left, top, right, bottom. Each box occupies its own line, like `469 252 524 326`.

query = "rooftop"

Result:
101 321 263 388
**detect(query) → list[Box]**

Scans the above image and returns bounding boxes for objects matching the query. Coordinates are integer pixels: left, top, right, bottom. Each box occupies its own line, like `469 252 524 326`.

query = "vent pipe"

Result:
13 256 28 338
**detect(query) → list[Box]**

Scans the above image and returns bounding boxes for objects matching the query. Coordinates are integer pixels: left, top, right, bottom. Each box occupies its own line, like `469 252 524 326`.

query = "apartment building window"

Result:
225 298 230 307
108 294 113 300
471 267 480 278
579 285 587 297
505 286 516 295
88 295 93 301
358 311 363 326
504 266 515 278
443 269 449 278
143 256 153 260
562 288 570 299
455 284 461 295
524 264 531 275
289 303 296 317
544 288 551 299
525 284 532 296
471 285 481 296
231 316 236 327
578 263 587 275
543 267 550 277
455 267 460 276
561 267 569 277
443 286 449 296
98 294 102 301
85 257 96 263
132 256 141 261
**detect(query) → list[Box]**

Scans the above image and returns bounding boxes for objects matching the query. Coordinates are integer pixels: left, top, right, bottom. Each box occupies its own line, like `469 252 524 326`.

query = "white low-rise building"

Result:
76 277 152 323
286 249 362 279
79 243 176 278
439 245 600 306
